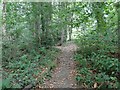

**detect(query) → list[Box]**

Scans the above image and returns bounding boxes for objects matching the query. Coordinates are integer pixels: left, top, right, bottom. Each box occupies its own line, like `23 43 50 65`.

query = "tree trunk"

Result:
67 3 74 41
61 29 65 45
92 2 106 33
40 2 52 46
32 3 41 47
2 1 6 36
68 12 73 41
68 27 72 41
115 2 120 60
35 16 41 47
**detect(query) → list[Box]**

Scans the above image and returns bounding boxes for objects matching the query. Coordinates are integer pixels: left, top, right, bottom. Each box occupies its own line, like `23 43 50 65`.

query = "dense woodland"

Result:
1 1 120 89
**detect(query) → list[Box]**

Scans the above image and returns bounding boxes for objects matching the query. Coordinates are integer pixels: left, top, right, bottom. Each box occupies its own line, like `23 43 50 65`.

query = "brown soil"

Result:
38 42 78 88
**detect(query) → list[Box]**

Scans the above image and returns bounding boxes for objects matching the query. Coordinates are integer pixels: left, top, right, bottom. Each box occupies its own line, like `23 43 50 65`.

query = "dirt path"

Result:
41 42 78 88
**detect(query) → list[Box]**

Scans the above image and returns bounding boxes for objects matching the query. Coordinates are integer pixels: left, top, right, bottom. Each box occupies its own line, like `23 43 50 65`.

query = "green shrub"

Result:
75 30 118 57
74 29 119 88
75 53 119 88
2 46 59 89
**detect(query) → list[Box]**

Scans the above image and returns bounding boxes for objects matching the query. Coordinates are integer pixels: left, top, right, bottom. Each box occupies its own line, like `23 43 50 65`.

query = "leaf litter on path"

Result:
37 42 78 88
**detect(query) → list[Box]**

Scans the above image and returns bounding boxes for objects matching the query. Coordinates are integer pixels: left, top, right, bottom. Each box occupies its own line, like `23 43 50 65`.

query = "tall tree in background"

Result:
40 2 53 46
67 2 74 41
30 2 53 47
92 2 106 33
31 3 41 47
59 2 68 45
2 1 6 36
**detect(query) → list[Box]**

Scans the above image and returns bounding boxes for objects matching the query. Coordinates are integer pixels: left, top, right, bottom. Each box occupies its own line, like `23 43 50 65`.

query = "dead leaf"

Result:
94 82 97 88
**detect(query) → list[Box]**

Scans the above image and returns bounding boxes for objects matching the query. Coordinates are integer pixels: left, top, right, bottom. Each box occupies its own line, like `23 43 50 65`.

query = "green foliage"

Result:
2 77 12 89
2 1 119 89
2 43 59 89
76 29 118 57
75 53 119 88
74 28 119 88
74 5 119 87
2 2 62 89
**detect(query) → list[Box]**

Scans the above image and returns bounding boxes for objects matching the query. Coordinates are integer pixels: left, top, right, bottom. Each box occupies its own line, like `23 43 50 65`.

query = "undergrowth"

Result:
74 30 120 88
2 39 60 89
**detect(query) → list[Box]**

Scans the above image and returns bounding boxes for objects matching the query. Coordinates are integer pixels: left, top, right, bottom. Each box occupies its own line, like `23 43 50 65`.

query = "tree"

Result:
67 2 74 41
31 3 41 47
2 1 6 36
92 2 106 33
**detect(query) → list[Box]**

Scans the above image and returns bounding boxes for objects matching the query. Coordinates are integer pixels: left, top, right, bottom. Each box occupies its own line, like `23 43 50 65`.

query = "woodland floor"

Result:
39 42 78 88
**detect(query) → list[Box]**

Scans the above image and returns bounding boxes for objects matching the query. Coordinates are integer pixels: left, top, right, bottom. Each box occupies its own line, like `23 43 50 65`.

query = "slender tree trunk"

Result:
40 2 52 46
35 16 41 47
67 3 74 41
92 2 106 33
61 29 65 45
68 12 73 41
32 3 42 47
41 3 45 45
68 27 72 41
60 3 65 45
60 2 68 44
115 2 120 60
2 2 6 36
45 2 52 42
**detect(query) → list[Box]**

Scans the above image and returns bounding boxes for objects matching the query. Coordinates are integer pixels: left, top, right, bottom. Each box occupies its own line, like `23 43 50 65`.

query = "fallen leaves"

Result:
37 43 77 88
